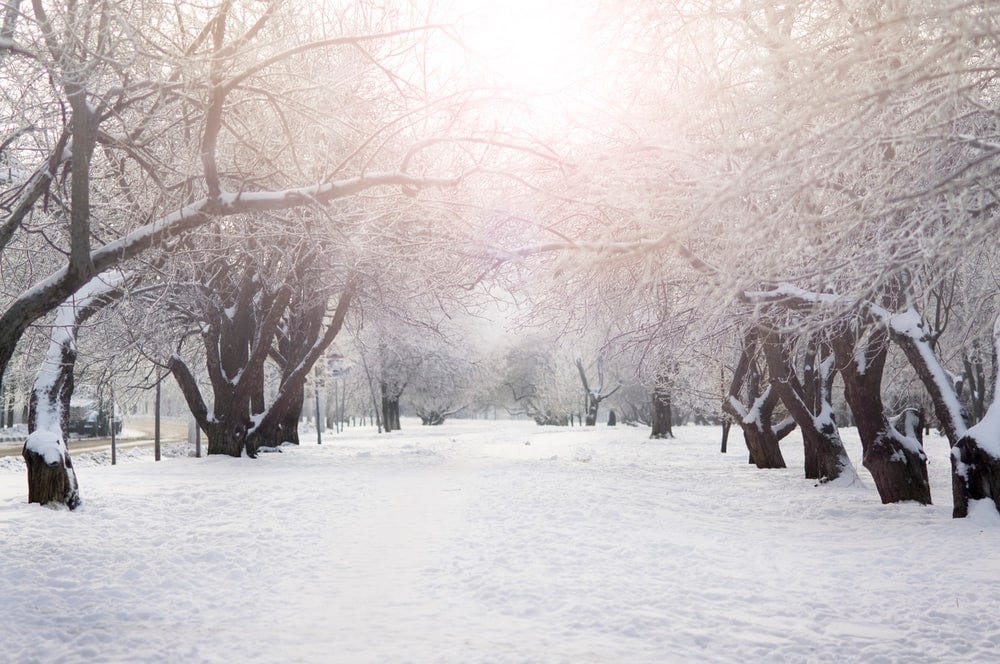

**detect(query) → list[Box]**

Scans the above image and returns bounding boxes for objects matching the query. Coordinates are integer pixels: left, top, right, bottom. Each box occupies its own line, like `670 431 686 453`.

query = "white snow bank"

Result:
966 498 1000 525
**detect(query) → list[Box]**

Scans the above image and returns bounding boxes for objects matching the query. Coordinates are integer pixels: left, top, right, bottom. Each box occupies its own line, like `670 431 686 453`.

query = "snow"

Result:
961 316 1000 459
885 307 968 440
1 420 998 663
743 282 842 307
32 271 128 435
22 430 65 466
726 395 748 421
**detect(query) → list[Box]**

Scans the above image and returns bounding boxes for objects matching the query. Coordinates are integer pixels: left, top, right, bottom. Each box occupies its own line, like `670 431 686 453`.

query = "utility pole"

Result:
110 384 116 466
315 367 323 445
339 375 347 433
154 380 161 462
332 378 338 434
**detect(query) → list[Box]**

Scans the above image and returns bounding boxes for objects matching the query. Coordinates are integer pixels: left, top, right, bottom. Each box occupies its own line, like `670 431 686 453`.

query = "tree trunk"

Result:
760 329 856 483
585 393 599 426
24 344 80 510
650 384 673 439
22 271 124 509
951 433 1000 518
801 435 821 480
741 422 794 469
834 328 931 504
205 421 247 457
252 382 303 446
380 382 401 432
947 319 1000 518
23 437 80 510
722 336 791 468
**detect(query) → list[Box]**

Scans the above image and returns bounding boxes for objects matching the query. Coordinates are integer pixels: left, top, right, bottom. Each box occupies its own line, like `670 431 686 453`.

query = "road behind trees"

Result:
0 416 189 458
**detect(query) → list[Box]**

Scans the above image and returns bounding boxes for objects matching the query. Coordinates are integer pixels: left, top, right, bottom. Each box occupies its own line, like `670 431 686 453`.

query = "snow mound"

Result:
966 498 1000 526
23 430 65 466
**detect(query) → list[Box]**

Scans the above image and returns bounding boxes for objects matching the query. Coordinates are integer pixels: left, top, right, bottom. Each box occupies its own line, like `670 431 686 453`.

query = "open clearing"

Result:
1 420 998 662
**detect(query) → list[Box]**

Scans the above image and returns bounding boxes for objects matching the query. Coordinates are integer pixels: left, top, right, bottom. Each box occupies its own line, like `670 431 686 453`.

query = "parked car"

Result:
67 396 122 437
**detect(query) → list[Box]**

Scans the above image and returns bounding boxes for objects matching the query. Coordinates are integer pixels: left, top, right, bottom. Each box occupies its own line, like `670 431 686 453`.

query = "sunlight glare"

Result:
457 0 600 96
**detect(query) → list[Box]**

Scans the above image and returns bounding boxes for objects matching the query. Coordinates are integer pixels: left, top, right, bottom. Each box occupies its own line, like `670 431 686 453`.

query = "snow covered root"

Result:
22 430 80 510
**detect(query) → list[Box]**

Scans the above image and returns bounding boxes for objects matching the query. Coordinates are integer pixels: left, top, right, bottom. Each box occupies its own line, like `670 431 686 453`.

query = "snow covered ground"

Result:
1 419 997 663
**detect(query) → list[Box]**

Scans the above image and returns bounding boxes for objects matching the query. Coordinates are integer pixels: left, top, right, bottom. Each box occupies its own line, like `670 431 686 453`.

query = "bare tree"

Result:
575 357 620 426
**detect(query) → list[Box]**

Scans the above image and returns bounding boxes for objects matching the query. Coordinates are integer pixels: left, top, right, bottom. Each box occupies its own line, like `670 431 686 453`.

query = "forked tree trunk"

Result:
722 335 792 469
576 358 619 428
833 326 930 504
760 329 857 484
171 274 294 459
738 417 792 469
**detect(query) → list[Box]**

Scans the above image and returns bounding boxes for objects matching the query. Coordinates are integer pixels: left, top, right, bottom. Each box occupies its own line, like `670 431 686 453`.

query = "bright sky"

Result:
455 0 601 94
429 0 612 136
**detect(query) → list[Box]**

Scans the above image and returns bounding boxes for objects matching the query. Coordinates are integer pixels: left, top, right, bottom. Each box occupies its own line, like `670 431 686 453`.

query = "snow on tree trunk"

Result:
23 271 124 509
760 329 859 485
947 317 1000 518
877 305 998 516
722 336 791 468
576 358 620 430
833 326 930 504
723 389 790 470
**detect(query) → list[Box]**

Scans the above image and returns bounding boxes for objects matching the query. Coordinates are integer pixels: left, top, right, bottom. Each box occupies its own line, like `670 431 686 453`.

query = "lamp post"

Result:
154 380 161 461
110 384 116 466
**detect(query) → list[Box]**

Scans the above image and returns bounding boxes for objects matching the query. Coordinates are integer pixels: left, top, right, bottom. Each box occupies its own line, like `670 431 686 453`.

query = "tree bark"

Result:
585 393 599 426
22 271 124 508
833 326 930 504
381 381 401 432
576 358 619 428
650 381 673 439
265 382 304 445
760 329 855 483
722 335 791 468
943 319 1000 518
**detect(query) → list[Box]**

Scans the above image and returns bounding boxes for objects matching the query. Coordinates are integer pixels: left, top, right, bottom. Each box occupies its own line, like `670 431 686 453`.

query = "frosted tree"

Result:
0 0 470 410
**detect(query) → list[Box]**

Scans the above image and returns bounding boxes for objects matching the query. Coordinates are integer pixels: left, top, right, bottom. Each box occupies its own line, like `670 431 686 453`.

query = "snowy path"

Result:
1 421 998 662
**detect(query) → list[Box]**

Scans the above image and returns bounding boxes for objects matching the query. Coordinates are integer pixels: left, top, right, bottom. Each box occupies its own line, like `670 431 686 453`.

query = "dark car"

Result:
67 399 122 437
